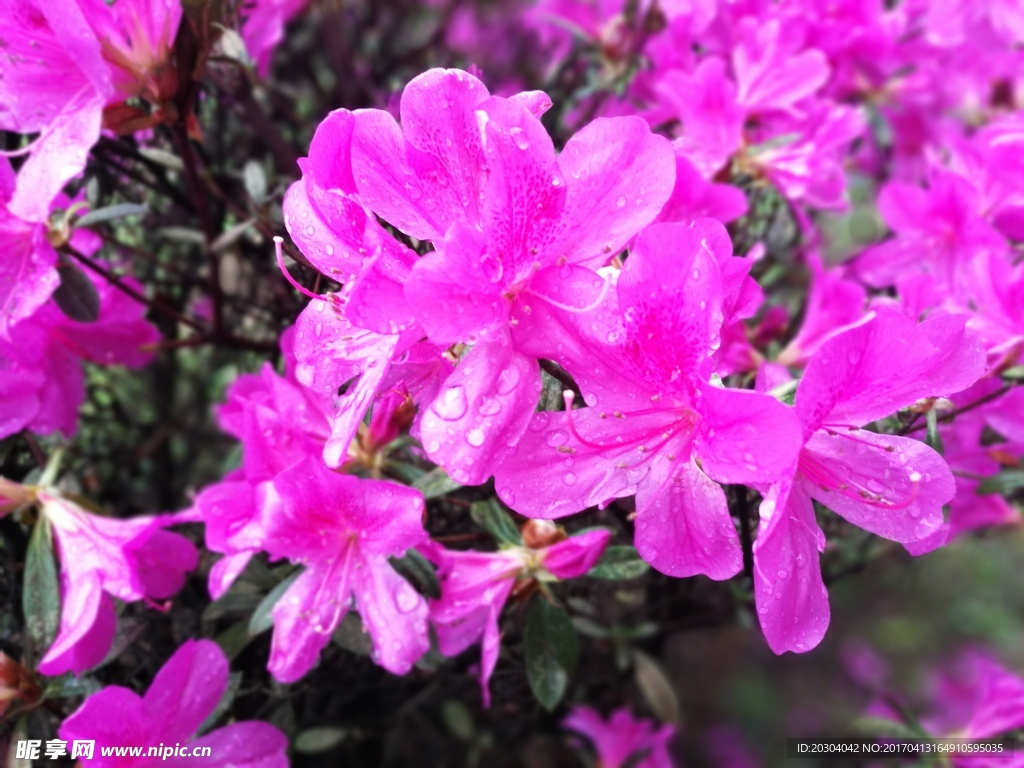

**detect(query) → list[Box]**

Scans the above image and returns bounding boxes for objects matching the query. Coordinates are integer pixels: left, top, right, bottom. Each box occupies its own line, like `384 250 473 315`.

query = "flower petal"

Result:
753 480 829 654
633 457 743 580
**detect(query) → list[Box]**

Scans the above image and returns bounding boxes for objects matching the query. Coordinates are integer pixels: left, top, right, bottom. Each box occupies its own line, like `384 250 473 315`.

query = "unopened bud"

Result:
521 519 566 549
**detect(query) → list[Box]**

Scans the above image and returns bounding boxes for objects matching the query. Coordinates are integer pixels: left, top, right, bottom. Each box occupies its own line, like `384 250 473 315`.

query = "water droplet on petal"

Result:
432 385 469 421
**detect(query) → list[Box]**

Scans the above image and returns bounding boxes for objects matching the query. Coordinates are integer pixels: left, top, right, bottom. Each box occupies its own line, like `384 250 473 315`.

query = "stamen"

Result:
528 270 612 314
275 236 324 301
561 391 611 451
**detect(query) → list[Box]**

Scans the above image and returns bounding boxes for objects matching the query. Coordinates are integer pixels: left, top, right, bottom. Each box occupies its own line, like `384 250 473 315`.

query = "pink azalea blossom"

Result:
194 338 333 599
0 159 59 335
854 169 1010 306
422 527 608 705
753 309 986 654
60 639 288 767
494 220 802 580
0 272 159 440
36 492 197 677
259 457 430 682
563 705 676 768
284 68 675 484
924 378 1024 546
777 252 867 367
239 0 307 76
0 0 182 220
872 651 1024 768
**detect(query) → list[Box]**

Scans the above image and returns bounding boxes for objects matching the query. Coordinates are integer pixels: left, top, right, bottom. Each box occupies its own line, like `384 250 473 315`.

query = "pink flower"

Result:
925 378 1024 546
239 0 307 77
753 309 987 654
195 346 333 600
563 706 676 768
777 251 868 367
422 527 609 705
494 220 802 580
0 159 59 335
289 294 451 468
284 68 675 484
36 492 197 677
59 639 288 768
0 0 182 220
0 273 159 440
872 650 1024 768
854 170 1010 306
259 458 430 682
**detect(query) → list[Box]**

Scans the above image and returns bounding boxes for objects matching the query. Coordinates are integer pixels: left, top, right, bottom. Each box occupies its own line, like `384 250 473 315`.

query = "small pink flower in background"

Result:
871 651 1024 768
239 0 307 76
495 219 801 581
563 705 675 768
59 639 288 767
777 251 867 367
923 378 1024 548
36 492 197 677
0 272 160 441
423 525 608 705
260 457 430 682
753 309 986 655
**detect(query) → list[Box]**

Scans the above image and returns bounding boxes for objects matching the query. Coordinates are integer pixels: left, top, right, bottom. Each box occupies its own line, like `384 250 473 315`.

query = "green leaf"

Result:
75 202 149 228
1000 365 1024 381
211 220 255 253
412 466 463 499
197 672 242 734
52 260 101 323
331 612 373 657
23 517 60 656
138 147 185 172
633 650 679 724
243 160 268 203
524 596 578 711
470 499 522 546
248 570 301 636
925 409 944 455
388 549 440 600
538 368 566 412
977 470 1024 496
43 675 102 701
851 716 925 741
441 700 476 742
214 619 253 661
294 726 349 754
588 545 649 580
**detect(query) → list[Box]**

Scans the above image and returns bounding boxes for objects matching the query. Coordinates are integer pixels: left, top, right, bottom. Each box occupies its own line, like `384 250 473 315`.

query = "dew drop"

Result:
432 385 469 421
510 126 530 150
